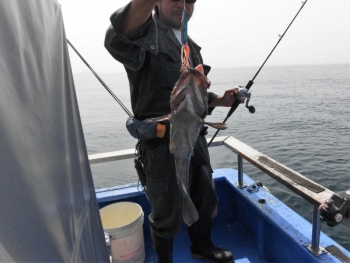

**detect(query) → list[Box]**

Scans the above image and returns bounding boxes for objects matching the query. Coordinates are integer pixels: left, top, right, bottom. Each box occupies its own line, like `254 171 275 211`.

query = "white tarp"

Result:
0 1 109 262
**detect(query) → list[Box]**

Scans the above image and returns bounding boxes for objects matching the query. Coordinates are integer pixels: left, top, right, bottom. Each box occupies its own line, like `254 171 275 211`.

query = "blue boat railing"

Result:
88 135 349 256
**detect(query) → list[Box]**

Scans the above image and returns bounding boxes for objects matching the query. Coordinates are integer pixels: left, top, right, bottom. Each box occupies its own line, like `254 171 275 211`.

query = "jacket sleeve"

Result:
202 64 217 115
207 92 217 115
104 3 156 71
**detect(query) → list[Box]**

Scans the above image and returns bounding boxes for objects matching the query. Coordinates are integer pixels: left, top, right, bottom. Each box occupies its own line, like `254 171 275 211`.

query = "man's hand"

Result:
209 87 245 107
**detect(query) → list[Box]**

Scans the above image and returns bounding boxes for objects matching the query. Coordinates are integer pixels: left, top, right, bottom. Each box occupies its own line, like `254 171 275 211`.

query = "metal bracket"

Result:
304 244 327 257
235 182 247 188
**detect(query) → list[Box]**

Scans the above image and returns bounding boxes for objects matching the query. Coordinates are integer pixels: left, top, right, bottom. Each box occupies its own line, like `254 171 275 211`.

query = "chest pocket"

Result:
152 49 182 90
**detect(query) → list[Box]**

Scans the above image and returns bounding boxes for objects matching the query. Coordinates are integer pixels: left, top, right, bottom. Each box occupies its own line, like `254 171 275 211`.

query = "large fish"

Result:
146 64 226 226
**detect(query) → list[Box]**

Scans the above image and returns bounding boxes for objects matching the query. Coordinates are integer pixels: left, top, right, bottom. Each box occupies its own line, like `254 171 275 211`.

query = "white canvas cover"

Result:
0 1 109 262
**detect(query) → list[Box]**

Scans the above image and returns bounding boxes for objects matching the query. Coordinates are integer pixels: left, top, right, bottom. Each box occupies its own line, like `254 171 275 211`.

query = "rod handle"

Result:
226 99 240 119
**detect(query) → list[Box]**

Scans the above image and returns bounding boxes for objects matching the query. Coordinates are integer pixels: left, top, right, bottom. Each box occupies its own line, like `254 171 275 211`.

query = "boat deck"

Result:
143 217 262 263
97 168 349 263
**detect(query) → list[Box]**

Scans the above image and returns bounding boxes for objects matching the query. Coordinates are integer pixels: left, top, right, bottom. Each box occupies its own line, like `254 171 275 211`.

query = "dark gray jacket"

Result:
105 3 217 120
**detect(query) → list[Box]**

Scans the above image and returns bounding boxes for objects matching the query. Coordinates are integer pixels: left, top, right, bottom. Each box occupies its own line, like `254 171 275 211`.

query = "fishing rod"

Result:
67 39 133 117
208 0 308 146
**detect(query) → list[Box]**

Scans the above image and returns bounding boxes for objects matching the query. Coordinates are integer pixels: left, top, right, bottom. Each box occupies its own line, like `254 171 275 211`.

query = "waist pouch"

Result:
126 117 158 140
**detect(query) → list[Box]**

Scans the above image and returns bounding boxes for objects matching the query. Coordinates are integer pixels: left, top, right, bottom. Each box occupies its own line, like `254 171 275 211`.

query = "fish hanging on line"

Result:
146 64 226 226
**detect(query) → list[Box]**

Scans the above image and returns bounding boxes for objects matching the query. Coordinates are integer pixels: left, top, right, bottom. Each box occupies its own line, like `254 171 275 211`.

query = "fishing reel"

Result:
236 86 255 114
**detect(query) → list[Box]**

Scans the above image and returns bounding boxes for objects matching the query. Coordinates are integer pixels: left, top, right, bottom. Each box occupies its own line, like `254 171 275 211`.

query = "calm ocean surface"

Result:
74 64 350 250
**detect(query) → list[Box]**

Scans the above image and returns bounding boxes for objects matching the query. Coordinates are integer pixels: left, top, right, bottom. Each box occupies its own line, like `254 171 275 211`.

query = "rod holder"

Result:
236 155 245 188
306 204 326 256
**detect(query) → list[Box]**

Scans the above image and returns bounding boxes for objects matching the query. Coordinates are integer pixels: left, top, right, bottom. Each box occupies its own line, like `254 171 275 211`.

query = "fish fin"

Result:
203 121 227 130
194 64 204 74
182 196 199 226
144 114 171 123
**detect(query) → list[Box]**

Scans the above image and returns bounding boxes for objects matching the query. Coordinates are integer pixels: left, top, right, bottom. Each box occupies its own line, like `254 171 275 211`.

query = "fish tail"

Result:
182 196 199 226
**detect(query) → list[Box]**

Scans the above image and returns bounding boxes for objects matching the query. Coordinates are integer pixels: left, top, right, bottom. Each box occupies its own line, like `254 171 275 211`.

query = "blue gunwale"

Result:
96 168 350 263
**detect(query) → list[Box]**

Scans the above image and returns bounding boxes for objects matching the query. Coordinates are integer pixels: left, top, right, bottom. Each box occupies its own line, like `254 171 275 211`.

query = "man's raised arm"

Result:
120 0 160 36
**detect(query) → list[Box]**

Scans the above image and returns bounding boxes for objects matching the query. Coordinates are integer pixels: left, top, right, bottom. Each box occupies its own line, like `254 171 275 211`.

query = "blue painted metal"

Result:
96 168 350 263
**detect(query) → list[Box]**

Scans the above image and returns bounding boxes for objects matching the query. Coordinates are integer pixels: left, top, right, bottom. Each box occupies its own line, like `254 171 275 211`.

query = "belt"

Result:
140 124 208 148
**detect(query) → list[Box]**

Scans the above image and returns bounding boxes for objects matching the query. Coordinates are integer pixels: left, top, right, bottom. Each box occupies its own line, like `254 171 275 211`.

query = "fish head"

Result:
170 64 211 116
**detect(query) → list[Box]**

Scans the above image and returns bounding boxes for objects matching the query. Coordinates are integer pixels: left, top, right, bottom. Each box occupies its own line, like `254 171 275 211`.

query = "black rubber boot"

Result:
151 229 173 263
188 216 234 263
191 245 234 263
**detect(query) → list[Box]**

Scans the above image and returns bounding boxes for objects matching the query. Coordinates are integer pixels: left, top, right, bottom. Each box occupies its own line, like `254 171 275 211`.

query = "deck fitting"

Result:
235 182 247 188
305 244 326 257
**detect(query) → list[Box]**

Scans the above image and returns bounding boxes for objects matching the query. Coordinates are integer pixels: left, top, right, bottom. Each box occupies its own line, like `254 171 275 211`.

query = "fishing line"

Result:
208 0 308 146
67 39 133 117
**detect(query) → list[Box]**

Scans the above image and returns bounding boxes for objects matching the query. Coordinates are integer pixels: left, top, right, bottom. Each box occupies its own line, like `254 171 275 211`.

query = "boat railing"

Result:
89 135 350 255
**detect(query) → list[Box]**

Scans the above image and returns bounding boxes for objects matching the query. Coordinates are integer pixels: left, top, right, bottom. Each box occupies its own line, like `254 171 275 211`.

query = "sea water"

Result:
74 64 350 250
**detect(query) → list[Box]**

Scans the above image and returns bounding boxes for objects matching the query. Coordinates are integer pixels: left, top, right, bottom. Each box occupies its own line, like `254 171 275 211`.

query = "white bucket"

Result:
100 202 145 263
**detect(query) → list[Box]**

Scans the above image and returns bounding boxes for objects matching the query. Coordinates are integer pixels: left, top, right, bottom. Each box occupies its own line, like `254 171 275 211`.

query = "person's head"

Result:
155 0 196 30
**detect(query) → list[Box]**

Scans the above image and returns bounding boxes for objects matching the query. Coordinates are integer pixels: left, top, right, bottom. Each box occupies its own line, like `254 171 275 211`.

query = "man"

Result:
105 1 240 262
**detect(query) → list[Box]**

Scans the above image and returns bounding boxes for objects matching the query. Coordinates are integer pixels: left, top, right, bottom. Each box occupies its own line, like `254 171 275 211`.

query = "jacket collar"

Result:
154 13 182 48
153 13 202 65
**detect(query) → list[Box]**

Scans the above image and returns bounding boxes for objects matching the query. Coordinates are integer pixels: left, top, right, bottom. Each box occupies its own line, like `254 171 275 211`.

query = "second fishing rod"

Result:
208 0 308 146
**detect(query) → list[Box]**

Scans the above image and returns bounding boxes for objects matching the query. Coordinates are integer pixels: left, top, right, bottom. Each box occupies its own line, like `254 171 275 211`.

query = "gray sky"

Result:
58 0 350 74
